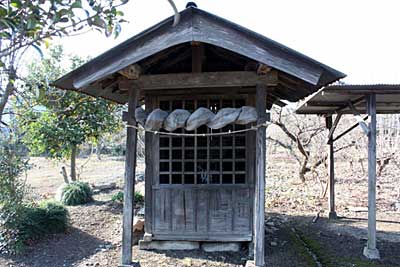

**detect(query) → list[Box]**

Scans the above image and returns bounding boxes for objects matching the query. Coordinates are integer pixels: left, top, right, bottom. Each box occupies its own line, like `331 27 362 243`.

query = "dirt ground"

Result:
1 155 399 267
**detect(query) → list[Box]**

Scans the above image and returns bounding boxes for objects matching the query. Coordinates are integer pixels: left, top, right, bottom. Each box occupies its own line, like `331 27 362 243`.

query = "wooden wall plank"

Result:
197 189 208 232
152 187 252 239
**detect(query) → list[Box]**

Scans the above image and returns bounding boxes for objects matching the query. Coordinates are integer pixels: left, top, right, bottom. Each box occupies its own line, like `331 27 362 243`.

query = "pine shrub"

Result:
60 181 93 206
111 191 144 204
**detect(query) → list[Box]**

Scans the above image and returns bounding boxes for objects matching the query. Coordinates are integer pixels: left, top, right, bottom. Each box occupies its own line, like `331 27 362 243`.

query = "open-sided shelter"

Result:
54 3 345 266
297 84 400 260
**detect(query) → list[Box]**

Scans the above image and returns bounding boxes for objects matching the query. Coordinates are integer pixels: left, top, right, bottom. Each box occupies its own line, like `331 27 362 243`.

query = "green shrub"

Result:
111 191 144 204
111 191 124 202
135 191 144 203
17 200 69 242
1 200 69 253
0 137 29 254
60 181 93 206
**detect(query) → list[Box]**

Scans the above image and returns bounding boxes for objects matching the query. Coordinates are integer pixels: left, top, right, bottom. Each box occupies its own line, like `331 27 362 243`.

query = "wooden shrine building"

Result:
54 3 345 266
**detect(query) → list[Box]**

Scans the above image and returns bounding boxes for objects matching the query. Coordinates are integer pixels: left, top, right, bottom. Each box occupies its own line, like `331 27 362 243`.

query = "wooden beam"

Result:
191 41 204 73
325 116 337 220
254 84 267 267
327 114 342 142
121 86 139 265
363 94 380 259
332 115 369 144
119 71 278 91
348 100 370 135
335 96 365 114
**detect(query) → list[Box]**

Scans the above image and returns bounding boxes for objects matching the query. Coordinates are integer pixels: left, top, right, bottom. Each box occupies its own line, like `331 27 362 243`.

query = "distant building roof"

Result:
296 84 400 114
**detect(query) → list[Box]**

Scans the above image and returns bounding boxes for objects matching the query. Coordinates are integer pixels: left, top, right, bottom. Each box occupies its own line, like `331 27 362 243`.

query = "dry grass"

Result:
25 156 145 197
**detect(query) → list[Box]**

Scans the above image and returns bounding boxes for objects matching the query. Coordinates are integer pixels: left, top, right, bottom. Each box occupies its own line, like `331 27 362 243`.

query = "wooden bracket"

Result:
331 115 369 144
118 64 142 80
326 114 342 143
348 101 370 135
257 63 272 75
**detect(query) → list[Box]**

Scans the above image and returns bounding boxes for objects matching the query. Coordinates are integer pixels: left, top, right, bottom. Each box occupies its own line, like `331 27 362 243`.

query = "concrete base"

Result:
363 246 380 260
245 260 256 267
143 232 152 242
119 263 140 267
201 242 240 252
328 211 338 220
139 240 200 250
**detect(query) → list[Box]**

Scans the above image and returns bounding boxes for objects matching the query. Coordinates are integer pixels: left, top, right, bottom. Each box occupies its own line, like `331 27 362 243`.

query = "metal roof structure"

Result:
53 5 345 104
296 84 400 114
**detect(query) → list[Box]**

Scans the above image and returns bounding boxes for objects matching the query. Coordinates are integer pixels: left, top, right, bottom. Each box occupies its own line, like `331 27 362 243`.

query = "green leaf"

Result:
10 0 22 8
91 16 105 29
26 18 37 30
0 31 11 39
43 38 51 49
71 0 82 9
1 18 17 31
113 23 121 39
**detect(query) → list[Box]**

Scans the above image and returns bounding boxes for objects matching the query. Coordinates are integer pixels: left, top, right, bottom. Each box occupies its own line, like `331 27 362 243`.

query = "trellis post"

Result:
363 93 380 259
325 116 337 219
121 87 139 266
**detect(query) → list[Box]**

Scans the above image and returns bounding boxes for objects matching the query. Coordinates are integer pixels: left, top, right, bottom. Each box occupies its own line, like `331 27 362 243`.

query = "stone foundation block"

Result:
139 240 200 250
201 242 241 252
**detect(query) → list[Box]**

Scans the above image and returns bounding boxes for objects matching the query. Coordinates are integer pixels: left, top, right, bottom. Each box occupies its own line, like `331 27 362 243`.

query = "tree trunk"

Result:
96 142 102 160
299 156 308 183
70 145 77 181
61 166 69 184
0 70 16 124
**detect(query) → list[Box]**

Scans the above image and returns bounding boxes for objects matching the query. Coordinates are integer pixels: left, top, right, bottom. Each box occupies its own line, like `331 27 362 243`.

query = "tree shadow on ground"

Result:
1 226 111 267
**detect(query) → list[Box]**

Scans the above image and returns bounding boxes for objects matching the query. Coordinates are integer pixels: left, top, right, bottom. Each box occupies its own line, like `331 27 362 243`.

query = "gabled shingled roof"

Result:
53 5 345 102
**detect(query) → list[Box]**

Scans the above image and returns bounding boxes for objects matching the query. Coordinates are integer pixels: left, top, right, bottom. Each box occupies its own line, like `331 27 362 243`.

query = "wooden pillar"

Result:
144 96 155 239
254 84 267 267
121 87 139 266
363 93 380 259
325 116 337 220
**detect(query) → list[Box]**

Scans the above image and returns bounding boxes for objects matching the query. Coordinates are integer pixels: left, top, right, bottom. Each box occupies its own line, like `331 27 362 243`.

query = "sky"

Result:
59 0 400 84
